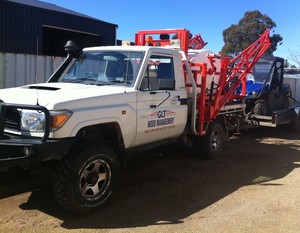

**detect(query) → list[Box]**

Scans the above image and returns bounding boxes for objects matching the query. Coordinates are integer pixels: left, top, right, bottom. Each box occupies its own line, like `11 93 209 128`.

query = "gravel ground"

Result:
1 126 300 233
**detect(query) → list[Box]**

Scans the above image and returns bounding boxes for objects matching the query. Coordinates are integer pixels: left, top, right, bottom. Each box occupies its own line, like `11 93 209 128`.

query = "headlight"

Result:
21 109 45 131
247 91 257 96
21 109 72 132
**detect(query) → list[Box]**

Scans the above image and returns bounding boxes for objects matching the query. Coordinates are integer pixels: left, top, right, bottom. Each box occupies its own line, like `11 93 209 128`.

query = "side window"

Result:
140 55 175 91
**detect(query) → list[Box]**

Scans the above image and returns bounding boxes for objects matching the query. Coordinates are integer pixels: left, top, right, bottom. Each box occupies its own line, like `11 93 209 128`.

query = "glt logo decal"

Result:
145 110 176 133
147 110 175 119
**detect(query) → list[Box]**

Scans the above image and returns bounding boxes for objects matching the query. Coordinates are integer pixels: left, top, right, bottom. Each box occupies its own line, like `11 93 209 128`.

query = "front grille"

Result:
4 108 21 131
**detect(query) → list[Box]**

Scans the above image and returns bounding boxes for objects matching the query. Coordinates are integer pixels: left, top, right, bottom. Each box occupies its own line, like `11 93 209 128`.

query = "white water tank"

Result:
187 49 221 94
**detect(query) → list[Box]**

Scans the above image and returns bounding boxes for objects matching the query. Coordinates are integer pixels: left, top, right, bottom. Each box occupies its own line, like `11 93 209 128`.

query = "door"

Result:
135 54 188 146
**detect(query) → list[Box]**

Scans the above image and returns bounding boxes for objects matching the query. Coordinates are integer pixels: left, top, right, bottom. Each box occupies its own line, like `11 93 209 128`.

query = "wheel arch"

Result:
75 123 126 167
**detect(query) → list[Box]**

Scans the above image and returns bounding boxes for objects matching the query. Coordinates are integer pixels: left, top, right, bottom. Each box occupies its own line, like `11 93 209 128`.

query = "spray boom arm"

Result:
190 29 271 135
213 29 271 115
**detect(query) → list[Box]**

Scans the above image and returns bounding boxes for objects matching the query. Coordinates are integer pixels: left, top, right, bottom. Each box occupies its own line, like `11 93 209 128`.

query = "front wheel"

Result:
253 98 269 115
52 142 120 215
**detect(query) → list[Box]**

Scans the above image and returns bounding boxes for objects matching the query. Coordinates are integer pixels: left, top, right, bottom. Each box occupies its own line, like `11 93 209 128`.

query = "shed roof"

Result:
6 0 116 25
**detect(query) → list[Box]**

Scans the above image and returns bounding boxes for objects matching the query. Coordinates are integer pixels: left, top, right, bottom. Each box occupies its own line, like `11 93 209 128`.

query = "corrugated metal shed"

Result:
0 0 118 56
0 53 64 88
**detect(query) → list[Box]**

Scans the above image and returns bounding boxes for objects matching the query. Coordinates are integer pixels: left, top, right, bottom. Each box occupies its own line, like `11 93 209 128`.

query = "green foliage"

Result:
221 10 283 56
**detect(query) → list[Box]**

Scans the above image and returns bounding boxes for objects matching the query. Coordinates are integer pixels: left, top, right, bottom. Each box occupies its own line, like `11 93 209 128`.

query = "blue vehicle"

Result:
244 57 290 115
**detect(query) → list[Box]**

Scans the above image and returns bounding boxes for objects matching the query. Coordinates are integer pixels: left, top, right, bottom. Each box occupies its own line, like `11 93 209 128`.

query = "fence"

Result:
0 53 64 89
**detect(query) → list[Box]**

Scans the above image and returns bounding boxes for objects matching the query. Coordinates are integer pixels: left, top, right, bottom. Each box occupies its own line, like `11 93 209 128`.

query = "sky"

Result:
43 0 300 65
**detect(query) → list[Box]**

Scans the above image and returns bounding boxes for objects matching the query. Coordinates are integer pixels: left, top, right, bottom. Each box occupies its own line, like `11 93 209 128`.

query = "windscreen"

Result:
252 62 273 83
59 50 144 86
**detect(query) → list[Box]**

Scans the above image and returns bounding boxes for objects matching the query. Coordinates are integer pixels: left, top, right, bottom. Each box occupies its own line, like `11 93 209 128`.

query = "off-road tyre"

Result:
253 98 269 115
52 142 120 215
197 121 224 160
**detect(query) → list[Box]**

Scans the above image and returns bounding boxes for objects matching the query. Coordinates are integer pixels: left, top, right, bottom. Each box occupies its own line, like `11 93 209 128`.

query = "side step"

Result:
250 108 297 127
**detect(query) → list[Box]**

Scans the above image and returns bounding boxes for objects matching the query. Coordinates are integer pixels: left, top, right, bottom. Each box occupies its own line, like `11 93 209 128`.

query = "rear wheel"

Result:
197 121 224 159
52 142 120 215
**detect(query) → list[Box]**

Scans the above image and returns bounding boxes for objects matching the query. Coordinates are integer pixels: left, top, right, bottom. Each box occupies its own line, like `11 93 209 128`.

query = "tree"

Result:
221 10 283 56
289 48 300 67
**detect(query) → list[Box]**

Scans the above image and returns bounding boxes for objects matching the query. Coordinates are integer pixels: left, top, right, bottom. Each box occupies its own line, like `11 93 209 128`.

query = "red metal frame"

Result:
188 34 207 50
135 29 207 53
193 30 271 134
135 28 190 54
212 30 271 116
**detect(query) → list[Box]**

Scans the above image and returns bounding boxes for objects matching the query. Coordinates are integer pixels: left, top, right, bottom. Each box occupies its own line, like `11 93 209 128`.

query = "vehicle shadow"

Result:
3 126 300 229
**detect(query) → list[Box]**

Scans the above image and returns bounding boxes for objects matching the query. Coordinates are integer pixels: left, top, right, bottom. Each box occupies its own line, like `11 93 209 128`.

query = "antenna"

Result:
35 37 39 105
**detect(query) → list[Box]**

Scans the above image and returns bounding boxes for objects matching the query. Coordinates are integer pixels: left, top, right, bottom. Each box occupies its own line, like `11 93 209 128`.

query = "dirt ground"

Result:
1 126 300 233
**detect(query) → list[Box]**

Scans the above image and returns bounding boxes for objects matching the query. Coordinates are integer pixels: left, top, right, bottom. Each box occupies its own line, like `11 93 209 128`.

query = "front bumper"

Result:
0 136 75 168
